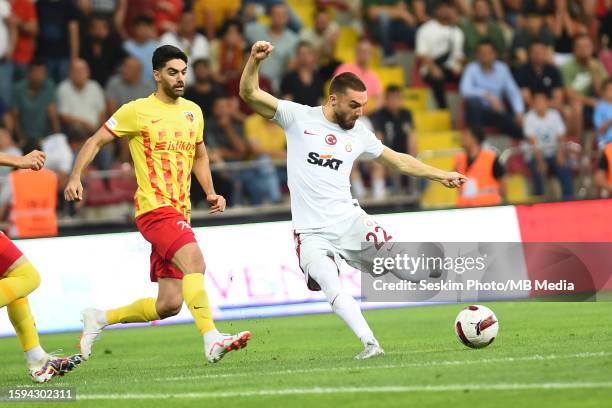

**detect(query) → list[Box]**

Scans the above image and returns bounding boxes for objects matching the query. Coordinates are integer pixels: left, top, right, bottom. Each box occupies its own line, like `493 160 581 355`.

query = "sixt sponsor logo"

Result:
306 152 343 171
155 140 195 152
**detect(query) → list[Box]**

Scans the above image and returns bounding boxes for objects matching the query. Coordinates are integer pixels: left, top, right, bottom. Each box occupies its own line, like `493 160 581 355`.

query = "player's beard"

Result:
161 80 185 100
334 109 357 130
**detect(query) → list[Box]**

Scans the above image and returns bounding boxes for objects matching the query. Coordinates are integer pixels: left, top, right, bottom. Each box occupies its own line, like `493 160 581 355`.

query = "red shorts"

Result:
135 206 197 282
0 232 23 277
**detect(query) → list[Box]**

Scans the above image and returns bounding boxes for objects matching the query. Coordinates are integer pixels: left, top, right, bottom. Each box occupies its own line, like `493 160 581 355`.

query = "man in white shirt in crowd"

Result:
159 10 210 87
240 40 467 360
415 0 464 109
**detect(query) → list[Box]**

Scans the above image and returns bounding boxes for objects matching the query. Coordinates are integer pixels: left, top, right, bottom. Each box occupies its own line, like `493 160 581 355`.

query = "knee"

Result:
175 246 206 274
156 297 183 318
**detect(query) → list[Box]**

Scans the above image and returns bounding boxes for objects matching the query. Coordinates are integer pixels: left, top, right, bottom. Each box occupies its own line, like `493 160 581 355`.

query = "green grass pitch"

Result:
1 302 611 407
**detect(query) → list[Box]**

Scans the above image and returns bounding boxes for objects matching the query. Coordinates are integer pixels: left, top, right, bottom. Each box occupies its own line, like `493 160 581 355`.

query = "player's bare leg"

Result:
173 243 250 363
305 256 384 359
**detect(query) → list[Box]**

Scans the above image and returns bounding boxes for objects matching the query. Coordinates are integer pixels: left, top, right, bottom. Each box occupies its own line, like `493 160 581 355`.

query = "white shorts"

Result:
293 206 394 291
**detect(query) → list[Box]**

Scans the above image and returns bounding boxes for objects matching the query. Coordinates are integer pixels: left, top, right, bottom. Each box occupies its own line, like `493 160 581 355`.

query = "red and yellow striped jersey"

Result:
104 94 204 219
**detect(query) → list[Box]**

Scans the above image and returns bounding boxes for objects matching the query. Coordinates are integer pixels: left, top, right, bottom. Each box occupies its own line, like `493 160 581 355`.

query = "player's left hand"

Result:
207 194 226 214
440 172 468 188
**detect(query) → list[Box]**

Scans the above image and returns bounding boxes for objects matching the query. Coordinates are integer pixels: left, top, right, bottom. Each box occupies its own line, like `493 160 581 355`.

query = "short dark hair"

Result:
467 126 485 144
134 15 153 26
329 72 367 95
296 40 313 51
29 57 46 69
219 18 243 38
191 58 210 70
152 45 188 70
573 33 592 45
435 0 454 9
528 39 549 49
532 90 549 99
385 84 402 94
476 38 498 53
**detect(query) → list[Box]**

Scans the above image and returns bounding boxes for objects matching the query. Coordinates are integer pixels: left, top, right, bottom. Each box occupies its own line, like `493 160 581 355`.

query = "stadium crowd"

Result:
1 0 612 233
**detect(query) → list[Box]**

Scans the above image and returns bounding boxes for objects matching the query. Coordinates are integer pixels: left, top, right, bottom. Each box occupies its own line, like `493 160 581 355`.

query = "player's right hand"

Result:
18 150 46 170
64 177 84 201
250 41 273 61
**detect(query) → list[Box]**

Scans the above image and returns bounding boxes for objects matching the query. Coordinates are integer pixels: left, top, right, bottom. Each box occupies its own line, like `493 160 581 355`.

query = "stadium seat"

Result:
415 131 461 152
287 0 315 28
334 26 359 63
371 66 405 89
413 110 452 132
403 88 429 112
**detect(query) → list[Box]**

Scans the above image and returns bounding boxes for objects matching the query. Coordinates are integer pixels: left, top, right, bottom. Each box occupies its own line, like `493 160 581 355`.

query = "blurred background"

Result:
1 0 612 237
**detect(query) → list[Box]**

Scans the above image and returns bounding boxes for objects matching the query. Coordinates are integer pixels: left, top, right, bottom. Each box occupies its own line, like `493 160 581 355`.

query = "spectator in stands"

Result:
594 140 612 196
460 39 525 140
367 85 416 199
0 0 12 109
299 8 340 68
280 41 324 107
203 96 248 205
151 0 183 36
106 57 154 114
561 34 607 140
524 91 573 199
184 59 227 119
11 0 38 82
460 0 507 61
122 0 155 38
454 126 505 207
362 0 416 64
0 97 13 133
593 78 612 149
40 131 74 192
11 59 61 152
244 3 299 94
242 0 302 33
551 0 588 65
193 0 241 40
80 15 126 87
123 15 159 85
510 11 555 66
514 40 564 110
159 10 210 87
415 0 464 109
210 19 246 86
77 0 127 37
35 0 80 84
57 59 106 138
243 113 286 204
334 37 383 107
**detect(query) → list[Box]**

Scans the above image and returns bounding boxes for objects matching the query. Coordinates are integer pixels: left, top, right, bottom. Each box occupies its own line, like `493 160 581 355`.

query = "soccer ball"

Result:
454 305 499 348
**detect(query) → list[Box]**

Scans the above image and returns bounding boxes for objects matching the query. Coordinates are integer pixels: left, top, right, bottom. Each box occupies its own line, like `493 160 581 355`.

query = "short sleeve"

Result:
104 101 138 138
196 106 204 145
359 128 385 160
272 99 305 130
551 110 566 136
523 112 536 137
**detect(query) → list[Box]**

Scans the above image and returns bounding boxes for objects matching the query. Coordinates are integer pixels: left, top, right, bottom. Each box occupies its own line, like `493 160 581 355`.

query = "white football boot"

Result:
205 331 251 363
30 354 83 383
354 340 385 360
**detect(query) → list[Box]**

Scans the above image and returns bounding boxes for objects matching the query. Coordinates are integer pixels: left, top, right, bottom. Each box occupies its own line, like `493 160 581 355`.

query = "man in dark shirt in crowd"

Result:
80 14 126 87
280 41 324 106
184 59 226 119
367 85 416 199
513 40 563 110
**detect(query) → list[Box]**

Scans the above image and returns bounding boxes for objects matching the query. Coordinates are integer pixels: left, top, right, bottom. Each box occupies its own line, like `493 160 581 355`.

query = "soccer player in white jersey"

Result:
240 41 467 359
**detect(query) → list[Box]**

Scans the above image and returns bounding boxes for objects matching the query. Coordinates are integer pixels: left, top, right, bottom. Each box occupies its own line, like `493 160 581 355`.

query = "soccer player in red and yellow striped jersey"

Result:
65 45 250 364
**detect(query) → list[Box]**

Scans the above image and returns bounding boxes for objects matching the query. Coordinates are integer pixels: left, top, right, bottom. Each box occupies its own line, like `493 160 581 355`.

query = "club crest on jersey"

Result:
183 111 194 123
307 152 343 171
325 134 337 145
345 142 352 152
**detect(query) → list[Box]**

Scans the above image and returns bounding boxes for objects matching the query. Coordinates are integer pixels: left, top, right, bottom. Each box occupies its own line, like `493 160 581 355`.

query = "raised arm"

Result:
376 146 467 188
239 41 279 120
64 126 115 201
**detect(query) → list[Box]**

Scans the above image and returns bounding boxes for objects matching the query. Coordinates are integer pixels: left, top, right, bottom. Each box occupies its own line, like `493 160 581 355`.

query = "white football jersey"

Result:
273 100 385 231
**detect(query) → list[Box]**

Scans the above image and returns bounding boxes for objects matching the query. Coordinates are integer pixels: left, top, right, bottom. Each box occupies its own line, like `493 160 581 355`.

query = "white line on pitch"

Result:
78 382 612 400
149 351 611 383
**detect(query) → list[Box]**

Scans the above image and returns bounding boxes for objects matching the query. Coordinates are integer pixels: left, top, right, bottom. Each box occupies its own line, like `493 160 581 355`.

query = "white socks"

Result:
203 328 220 348
25 345 46 367
306 256 375 346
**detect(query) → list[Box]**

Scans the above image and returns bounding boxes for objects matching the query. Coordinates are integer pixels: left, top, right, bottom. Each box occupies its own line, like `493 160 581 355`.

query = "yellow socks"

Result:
105 298 160 325
7 297 40 352
182 273 216 334
0 261 41 308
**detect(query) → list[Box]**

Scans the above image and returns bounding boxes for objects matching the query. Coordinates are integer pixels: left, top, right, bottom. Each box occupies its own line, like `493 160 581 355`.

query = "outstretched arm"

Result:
0 150 46 170
376 146 467 188
239 41 279 120
64 126 115 201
